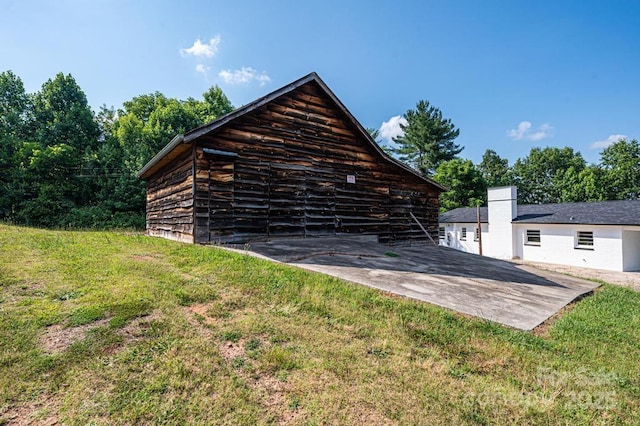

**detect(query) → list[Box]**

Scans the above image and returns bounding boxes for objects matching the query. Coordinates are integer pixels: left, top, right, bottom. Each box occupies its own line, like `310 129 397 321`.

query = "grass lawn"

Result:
0 224 638 425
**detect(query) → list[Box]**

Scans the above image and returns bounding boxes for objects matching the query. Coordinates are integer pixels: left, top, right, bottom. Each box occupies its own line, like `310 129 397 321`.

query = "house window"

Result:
576 231 594 249
525 230 541 246
461 227 467 241
474 227 480 242
439 227 445 239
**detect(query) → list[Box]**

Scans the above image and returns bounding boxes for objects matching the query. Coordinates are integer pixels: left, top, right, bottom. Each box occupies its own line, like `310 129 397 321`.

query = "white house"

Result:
439 186 640 272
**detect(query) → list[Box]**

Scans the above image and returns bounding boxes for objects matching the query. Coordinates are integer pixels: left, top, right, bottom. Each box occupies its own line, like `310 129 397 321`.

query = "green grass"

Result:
0 223 638 424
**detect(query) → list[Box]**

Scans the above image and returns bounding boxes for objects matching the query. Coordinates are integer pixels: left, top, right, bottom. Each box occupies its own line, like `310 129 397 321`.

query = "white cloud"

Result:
507 121 532 140
590 134 628 149
378 115 408 144
180 36 221 58
195 64 209 80
507 121 553 141
218 67 271 86
528 123 554 141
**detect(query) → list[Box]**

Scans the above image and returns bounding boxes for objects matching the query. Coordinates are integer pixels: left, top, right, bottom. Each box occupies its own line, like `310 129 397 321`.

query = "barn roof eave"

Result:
137 134 185 179
183 72 447 192
181 72 323 143
138 72 448 192
137 74 322 180
306 75 448 193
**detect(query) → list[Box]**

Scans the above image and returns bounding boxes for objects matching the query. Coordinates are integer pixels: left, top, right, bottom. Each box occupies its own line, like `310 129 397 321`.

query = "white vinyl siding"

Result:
517 224 624 271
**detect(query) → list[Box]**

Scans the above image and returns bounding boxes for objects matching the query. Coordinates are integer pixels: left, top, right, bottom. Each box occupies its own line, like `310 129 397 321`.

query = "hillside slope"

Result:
0 224 638 424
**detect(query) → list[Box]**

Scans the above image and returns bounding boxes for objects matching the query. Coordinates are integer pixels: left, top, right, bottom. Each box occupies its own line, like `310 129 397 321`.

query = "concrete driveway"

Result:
240 236 599 330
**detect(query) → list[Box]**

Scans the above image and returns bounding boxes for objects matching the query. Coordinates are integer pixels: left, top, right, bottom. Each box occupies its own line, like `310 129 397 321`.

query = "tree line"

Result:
0 70 233 228
387 100 640 212
1 69 638 229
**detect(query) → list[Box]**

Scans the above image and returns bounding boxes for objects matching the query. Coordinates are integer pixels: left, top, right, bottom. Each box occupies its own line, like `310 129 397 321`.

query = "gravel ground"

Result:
514 260 640 292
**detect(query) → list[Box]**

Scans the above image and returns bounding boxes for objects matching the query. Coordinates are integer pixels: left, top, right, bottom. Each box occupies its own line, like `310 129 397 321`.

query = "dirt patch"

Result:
119 311 162 345
516 260 640 292
186 303 219 326
188 303 209 316
253 375 305 425
40 312 163 355
254 375 286 408
40 319 110 354
277 406 305 425
183 303 220 338
129 253 164 263
183 289 251 332
216 335 302 424
1 279 46 304
219 339 246 363
346 403 394 426
1 392 59 425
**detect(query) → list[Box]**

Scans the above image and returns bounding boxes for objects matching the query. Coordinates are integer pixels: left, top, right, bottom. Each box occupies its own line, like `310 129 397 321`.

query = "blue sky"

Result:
2 0 639 165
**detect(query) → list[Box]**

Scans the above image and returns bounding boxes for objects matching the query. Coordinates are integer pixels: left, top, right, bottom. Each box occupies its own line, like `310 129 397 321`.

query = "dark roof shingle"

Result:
439 207 488 224
440 200 640 226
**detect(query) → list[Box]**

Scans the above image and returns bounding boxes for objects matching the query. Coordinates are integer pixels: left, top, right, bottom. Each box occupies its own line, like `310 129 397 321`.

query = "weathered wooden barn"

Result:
137 72 445 244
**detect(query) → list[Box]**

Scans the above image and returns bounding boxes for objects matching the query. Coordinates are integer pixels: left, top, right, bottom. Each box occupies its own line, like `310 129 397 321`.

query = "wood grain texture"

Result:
145 80 441 245
146 149 194 242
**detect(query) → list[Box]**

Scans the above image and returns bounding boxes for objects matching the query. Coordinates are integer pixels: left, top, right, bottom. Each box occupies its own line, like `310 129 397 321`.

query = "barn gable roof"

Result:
137 72 447 191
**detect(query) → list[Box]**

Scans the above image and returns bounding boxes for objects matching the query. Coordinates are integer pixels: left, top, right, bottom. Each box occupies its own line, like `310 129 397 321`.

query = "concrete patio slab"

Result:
240 236 599 330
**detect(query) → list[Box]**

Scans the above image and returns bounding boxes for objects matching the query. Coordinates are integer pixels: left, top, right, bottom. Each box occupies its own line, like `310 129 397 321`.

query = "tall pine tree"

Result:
393 100 462 176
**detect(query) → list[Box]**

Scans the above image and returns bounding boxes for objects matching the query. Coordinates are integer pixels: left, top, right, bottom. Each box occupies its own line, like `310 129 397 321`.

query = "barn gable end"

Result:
139 72 445 245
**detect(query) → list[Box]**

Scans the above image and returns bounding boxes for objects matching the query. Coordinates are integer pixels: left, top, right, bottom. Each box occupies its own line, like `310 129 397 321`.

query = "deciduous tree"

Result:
31 73 100 153
200 85 234 122
0 71 30 216
600 139 640 200
558 165 605 202
16 73 101 224
478 149 510 188
511 147 586 204
433 158 487 212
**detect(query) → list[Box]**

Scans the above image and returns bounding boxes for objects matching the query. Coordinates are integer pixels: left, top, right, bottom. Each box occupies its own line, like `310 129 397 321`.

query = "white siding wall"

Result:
622 230 640 271
514 227 524 260
439 185 638 272
439 223 487 255
514 224 624 271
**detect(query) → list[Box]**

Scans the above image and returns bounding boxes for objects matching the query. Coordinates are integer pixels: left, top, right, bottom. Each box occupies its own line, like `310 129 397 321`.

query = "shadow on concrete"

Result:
243 237 566 288
229 236 599 330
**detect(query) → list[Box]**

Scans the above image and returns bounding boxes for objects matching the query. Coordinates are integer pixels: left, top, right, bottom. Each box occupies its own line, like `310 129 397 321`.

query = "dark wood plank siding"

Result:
146 148 194 243
193 81 440 244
